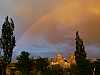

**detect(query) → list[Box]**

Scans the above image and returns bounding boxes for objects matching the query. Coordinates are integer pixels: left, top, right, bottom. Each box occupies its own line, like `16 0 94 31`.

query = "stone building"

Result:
50 52 76 69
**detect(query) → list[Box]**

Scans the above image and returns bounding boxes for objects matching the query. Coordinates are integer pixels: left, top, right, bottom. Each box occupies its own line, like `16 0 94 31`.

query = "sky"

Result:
0 0 100 58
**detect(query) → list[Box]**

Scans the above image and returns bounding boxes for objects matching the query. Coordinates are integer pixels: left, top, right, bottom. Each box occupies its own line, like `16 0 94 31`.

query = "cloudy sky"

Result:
0 0 100 58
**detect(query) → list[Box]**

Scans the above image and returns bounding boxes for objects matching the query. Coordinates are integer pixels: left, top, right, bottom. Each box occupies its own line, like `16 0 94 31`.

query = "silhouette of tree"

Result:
70 64 79 75
0 38 3 56
16 51 31 75
75 31 90 75
1 16 16 64
95 59 100 75
75 31 86 61
34 57 49 75
47 64 72 75
49 64 64 75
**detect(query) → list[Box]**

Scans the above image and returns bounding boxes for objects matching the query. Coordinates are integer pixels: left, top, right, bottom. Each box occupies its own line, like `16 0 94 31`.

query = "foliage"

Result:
34 57 49 72
70 64 79 75
75 31 91 75
95 59 100 75
1 16 15 64
46 64 73 75
16 51 31 75
75 31 86 61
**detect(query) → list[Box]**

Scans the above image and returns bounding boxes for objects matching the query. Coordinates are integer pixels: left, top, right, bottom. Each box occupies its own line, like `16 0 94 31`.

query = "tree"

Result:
1 16 16 64
0 38 2 56
16 51 31 75
34 57 50 75
75 31 90 75
70 64 79 75
50 64 64 75
95 59 100 75
75 31 86 61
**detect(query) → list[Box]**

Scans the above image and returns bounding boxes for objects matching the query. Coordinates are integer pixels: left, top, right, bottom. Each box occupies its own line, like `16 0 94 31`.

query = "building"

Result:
50 52 76 68
6 63 22 75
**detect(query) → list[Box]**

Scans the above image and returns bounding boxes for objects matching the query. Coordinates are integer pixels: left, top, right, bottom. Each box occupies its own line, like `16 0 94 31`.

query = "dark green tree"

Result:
70 64 79 75
49 64 64 75
75 31 86 61
34 57 50 75
16 51 31 75
95 59 100 75
0 38 2 56
75 31 90 75
1 16 16 64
